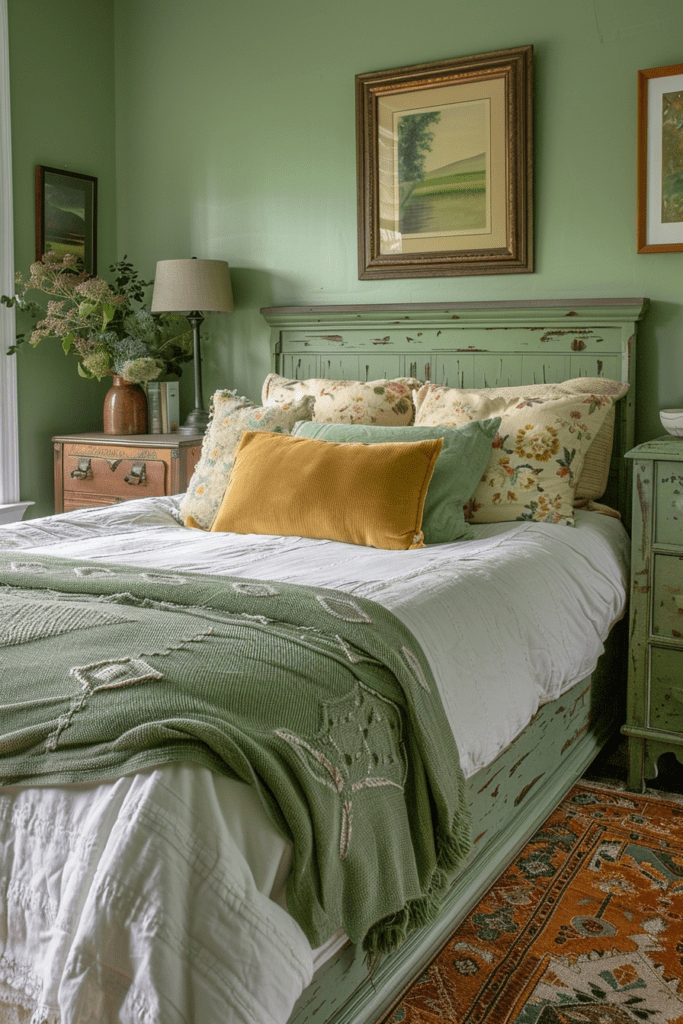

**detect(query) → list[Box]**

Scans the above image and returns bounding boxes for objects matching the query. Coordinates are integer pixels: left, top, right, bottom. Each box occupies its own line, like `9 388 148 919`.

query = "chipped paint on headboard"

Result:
260 299 649 525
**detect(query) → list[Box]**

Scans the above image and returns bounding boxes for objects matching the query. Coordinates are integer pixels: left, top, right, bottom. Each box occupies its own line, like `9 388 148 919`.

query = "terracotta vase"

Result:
103 375 148 435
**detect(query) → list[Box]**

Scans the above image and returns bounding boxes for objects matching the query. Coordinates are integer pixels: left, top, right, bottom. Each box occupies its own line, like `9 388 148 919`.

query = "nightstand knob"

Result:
70 458 93 480
124 461 147 486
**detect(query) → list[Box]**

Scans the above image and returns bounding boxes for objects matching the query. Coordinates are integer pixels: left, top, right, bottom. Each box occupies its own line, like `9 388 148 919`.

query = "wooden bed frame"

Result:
259 298 649 1024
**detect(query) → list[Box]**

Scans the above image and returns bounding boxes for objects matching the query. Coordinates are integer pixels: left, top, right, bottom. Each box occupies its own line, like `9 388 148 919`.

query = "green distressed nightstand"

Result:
622 436 683 791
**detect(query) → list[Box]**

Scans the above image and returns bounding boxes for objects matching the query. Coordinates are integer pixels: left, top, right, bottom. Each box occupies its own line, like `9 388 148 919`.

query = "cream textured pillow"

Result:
209 430 443 549
262 373 422 425
415 377 629 502
179 390 314 530
414 383 617 525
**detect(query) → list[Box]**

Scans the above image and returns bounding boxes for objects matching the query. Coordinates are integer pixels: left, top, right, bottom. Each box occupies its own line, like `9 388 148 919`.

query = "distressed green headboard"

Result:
260 299 649 524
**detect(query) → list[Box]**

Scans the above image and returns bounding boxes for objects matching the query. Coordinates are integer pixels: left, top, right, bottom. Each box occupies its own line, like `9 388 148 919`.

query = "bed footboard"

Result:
288 618 625 1024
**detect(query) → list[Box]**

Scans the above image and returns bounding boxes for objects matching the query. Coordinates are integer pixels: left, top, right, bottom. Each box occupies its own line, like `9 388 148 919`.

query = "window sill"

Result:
0 501 34 524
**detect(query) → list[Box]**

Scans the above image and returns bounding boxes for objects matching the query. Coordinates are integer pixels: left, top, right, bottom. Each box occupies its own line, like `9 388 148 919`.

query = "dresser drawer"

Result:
655 461 683 546
64 451 167 500
652 554 683 640
648 647 683 733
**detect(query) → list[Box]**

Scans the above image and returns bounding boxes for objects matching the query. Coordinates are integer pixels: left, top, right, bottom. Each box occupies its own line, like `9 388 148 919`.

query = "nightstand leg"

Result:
626 736 646 793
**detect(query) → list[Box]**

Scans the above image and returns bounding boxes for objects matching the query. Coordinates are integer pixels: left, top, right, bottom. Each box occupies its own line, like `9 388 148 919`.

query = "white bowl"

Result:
660 409 683 436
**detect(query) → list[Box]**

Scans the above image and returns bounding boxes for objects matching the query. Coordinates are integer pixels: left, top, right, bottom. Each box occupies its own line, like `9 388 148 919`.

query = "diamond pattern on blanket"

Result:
0 599 132 648
316 594 372 622
9 560 49 574
71 659 163 691
139 572 189 585
73 566 116 578
231 581 279 597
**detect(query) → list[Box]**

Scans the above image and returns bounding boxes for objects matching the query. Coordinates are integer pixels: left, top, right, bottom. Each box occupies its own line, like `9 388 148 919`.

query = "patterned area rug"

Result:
383 781 683 1023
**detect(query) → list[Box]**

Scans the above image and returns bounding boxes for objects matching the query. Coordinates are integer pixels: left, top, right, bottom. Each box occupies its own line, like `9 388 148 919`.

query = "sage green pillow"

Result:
291 418 500 544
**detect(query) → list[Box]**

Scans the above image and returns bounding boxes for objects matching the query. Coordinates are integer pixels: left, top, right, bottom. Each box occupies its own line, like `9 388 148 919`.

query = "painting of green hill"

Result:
401 152 487 236
424 152 486 181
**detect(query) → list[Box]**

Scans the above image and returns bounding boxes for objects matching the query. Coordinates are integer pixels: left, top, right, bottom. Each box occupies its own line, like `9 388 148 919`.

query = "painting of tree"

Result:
397 111 442 207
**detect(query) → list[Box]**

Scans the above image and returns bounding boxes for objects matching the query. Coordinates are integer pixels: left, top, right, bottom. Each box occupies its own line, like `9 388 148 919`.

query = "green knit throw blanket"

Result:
0 552 471 955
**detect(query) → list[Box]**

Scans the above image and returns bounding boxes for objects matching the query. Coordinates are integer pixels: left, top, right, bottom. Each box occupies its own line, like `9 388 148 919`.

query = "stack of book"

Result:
146 381 180 433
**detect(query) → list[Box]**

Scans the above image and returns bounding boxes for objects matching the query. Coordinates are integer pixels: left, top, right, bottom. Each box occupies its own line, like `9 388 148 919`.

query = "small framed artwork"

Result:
355 45 533 279
637 63 683 253
35 165 98 274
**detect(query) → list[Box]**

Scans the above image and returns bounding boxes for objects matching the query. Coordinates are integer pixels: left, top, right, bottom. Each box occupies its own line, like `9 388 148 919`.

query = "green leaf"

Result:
77 361 90 377
62 333 74 354
102 303 115 327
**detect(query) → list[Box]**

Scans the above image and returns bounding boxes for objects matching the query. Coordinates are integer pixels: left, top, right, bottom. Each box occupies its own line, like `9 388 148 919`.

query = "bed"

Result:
0 298 647 1024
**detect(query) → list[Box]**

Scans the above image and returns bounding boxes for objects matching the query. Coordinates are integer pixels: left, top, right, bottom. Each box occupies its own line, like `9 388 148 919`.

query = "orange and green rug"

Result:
383 781 683 1023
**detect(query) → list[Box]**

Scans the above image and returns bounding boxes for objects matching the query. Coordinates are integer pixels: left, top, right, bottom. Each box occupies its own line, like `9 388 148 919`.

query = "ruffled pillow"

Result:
414 377 629 502
179 390 314 529
414 382 617 525
262 373 421 425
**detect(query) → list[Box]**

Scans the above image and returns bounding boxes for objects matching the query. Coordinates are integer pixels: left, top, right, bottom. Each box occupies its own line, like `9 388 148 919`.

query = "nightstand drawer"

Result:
655 461 683 546
652 554 683 640
63 494 125 512
648 647 683 733
64 452 167 500
53 432 203 514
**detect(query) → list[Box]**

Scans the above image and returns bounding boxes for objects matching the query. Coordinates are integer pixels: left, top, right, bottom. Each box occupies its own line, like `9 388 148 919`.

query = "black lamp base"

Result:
177 407 210 435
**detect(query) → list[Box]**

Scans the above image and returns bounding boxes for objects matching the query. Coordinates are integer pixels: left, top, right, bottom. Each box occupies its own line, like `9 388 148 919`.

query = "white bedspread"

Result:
0 499 630 1024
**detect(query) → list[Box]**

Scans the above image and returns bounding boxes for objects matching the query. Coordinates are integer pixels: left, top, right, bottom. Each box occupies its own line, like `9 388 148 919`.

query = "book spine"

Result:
160 382 169 434
147 382 162 433
165 381 180 432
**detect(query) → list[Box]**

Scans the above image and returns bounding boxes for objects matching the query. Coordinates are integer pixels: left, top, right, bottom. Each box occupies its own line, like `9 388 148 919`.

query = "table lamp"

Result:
151 258 234 434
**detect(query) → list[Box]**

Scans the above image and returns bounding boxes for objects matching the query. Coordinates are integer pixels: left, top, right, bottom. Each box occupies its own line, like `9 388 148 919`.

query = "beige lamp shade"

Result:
151 259 234 313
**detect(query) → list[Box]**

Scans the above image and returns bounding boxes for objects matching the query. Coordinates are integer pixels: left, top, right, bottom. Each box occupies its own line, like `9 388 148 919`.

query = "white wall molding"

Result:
0 0 21 511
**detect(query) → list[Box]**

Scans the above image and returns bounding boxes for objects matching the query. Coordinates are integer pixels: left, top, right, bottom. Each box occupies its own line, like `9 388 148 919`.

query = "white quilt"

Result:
0 499 630 1024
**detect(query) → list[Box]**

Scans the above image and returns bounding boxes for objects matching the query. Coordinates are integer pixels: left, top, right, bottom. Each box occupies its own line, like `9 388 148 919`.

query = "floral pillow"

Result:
415 377 629 503
179 390 314 530
414 382 617 525
262 373 421 425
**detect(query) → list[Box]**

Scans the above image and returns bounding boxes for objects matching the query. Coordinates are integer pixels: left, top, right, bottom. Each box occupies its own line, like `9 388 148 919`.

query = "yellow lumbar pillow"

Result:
209 430 444 550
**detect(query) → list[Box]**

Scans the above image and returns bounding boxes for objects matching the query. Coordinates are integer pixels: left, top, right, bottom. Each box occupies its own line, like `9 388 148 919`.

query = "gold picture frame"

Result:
637 62 683 254
355 46 533 279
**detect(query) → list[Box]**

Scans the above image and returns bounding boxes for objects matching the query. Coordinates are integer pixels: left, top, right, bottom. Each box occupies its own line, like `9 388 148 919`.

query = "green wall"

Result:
112 0 683 439
10 0 683 517
8 0 117 517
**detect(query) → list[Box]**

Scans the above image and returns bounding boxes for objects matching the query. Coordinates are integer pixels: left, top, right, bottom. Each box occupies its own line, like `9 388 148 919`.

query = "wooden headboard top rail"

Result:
261 297 648 317
260 299 649 524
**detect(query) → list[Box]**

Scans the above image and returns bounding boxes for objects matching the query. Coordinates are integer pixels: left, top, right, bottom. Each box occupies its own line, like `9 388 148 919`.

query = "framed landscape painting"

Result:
355 46 533 279
637 62 683 253
35 165 98 274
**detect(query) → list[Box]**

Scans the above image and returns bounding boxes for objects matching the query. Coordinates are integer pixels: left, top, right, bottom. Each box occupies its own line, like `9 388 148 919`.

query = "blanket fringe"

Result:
361 803 473 958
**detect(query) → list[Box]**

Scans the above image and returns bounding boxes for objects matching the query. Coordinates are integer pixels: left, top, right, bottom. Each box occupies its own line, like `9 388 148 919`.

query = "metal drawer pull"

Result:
70 458 93 480
106 458 122 472
124 461 147 486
